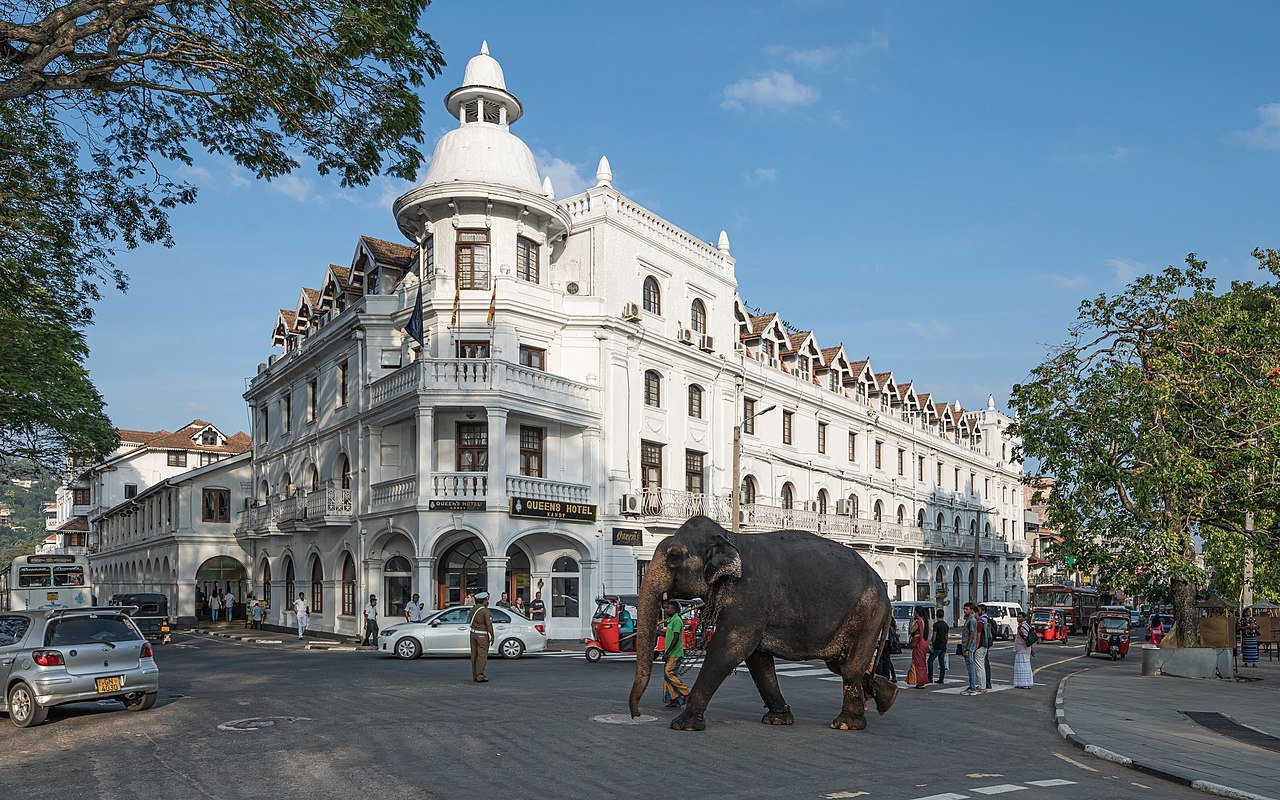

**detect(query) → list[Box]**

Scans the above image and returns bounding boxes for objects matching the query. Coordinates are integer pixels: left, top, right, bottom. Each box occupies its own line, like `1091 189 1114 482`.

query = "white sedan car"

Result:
378 606 547 660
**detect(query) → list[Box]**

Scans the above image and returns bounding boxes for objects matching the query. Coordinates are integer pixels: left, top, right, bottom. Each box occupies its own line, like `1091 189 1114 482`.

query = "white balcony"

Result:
371 476 417 507
369 358 599 417
431 472 487 498
506 475 591 503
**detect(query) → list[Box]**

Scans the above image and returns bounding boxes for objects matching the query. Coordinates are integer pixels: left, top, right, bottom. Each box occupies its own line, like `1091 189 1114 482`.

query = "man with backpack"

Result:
960 603 982 695
979 604 995 689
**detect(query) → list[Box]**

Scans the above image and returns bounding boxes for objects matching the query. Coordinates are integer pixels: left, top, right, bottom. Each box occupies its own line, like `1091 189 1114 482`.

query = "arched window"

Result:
954 515 962 533
644 370 662 407
741 475 757 505
284 557 296 604
309 465 319 492
282 472 294 498
552 556 580 619
642 276 661 315
341 555 356 616
818 489 829 515
917 509 925 528
781 483 795 510
690 299 707 334
982 568 992 602
970 519 977 536
687 384 703 418
936 512 945 531
310 558 323 614
984 522 991 538
338 454 351 490
873 500 884 522
849 494 859 518
896 504 906 525
261 560 271 606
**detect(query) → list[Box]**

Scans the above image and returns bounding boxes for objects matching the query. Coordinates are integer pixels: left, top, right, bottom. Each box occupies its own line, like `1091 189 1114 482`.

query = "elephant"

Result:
629 515 899 731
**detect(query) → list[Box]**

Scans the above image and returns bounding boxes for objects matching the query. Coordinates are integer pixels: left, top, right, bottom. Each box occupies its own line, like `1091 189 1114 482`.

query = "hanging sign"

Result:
612 528 644 546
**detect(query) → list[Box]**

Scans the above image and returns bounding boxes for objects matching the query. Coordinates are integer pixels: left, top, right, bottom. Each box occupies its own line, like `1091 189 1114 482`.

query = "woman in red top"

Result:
911 607 931 688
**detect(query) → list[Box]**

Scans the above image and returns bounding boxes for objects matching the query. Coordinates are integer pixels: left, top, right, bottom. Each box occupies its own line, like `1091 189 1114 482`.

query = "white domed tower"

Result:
393 41 571 299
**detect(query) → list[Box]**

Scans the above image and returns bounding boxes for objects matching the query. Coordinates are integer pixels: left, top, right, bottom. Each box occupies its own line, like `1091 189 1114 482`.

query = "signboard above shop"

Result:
509 497 597 523
612 528 643 546
429 499 485 512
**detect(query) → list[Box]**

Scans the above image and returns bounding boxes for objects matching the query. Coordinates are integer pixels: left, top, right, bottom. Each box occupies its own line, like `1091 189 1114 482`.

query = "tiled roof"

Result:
784 331 813 353
120 421 252 456
360 236 417 267
747 314 776 336
277 309 297 326
116 429 161 445
300 288 320 309
56 516 89 532
848 359 870 376
820 346 844 366
917 392 934 407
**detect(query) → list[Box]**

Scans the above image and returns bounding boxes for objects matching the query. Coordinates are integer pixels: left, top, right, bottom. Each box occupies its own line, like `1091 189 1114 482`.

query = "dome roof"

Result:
420 123 542 193
462 41 506 90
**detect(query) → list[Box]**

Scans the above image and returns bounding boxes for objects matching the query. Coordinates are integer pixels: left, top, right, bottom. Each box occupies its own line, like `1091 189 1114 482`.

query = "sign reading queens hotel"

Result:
509 497 598 523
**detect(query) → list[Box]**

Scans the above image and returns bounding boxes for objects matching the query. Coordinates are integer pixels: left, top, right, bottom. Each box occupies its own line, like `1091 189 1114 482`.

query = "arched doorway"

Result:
505 545 531 604
260 560 272 607
384 555 413 617
438 538 486 608
551 555 580 621
951 567 962 623
283 556 296 604
196 556 247 621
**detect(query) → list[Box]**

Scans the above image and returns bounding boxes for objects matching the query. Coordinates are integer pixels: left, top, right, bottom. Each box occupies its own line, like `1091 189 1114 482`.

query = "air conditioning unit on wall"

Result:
621 302 642 321
835 499 853 516
620 494 642 515
676 328 694 345
803 501 819 512
699 334 715 352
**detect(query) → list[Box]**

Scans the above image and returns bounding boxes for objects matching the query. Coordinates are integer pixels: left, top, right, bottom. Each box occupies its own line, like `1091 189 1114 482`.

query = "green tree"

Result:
1 0 446 472
1011 251 1280 646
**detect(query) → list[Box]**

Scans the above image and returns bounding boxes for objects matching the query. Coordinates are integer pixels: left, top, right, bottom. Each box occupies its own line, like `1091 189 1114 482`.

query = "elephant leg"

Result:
671 631 756 732
833 631 889 731
744 650 792 725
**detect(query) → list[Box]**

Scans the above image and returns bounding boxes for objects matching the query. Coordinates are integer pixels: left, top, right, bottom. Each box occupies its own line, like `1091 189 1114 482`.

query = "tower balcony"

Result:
369 358 599 420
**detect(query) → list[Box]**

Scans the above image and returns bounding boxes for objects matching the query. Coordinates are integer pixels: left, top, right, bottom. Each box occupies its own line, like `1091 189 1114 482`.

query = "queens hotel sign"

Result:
509 497 598 523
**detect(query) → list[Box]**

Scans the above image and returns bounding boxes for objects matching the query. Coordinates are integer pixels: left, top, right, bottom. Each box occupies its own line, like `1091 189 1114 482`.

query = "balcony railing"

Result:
432 472 487 498
368 358 598 412
507 475 591 503
371 476 417 506
305 487 354 518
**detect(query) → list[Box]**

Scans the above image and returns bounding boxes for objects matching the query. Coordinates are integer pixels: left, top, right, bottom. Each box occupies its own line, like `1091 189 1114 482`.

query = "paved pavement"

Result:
1057 657 1280 800
0 631 1207 799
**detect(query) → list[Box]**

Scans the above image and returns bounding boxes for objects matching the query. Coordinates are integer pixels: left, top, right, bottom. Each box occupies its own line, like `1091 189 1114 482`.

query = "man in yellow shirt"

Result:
661 600 689 708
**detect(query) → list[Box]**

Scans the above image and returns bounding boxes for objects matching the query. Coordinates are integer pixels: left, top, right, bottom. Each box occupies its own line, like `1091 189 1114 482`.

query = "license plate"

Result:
96 676 122 693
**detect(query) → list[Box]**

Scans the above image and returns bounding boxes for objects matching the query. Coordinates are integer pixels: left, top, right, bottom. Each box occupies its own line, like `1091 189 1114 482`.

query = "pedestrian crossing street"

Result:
536 651 1029 694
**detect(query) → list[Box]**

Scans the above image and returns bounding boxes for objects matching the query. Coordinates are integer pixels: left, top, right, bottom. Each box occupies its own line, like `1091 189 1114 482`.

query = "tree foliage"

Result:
1010 251 1280 646
1 0 445 472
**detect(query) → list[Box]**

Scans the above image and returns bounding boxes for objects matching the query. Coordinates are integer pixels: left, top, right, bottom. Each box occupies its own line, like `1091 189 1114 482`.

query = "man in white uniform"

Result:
362 595 380 646
293 592 309 639
404 594 425 623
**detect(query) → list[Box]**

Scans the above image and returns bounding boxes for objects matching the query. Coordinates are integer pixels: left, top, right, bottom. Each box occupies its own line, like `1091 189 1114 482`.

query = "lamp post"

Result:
732 404 776 533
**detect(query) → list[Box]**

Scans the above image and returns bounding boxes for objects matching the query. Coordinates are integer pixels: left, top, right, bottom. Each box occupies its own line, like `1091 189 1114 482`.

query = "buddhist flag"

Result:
487 284 496 325
405 284 424 346
450 281 460 326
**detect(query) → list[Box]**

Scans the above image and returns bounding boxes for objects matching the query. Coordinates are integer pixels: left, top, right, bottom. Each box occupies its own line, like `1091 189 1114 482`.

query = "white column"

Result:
415 556 436 609
415 407 435 503
485 556 509 599
487 409 509 508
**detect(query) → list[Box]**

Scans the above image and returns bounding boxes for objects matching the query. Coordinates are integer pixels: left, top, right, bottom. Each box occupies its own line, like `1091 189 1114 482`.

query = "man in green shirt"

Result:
661 600 690 708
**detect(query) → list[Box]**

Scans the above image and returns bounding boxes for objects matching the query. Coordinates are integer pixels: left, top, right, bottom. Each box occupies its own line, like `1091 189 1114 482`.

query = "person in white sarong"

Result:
293 592 310 640
1013 611 1035 688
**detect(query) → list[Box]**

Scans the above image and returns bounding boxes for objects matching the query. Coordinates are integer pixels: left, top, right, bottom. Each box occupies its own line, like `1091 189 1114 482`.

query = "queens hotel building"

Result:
238 43 1028 639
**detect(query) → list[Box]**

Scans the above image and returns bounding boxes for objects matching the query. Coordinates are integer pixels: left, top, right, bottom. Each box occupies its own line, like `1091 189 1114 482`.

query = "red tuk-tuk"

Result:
1086 612 1131 660
584 595 702 663
1030 608 1069 641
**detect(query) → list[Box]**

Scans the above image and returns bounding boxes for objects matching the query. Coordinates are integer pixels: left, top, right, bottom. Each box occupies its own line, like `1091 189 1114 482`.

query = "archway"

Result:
437 537 487 608
384 555 413 617
951 567 962 623
551 555 580 621
982 567 992 602
505 545 531 603
260 559 272 607
195 556 247 621
283 556 296 605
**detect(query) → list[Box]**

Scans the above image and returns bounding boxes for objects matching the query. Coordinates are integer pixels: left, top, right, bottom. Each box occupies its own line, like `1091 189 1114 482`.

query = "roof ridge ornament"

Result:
480 40 489 56
596 156 613 187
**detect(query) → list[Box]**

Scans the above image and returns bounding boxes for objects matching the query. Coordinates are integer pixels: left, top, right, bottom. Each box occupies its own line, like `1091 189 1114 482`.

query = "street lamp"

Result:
732 404 776 533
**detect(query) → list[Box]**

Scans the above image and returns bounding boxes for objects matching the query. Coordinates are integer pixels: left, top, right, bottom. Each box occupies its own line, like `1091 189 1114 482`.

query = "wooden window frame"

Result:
782 410 793 445
817 422 827 454
519 426 544 478
642 276 661 315
456 422 489 472
307 378 317 422
644 370 662 408
73 488 90 505
640 441 663 489
202 488 231 523
457 340 491 359
516 236 539 283
518 345 545 371
167 451 187 467
874 440 883 470
690 299 707 334
897 448 905 476
743 398 757 435
848 431 857 462
687 384 703 419
337 359 349 407
685 450 705 495
456 229 492 290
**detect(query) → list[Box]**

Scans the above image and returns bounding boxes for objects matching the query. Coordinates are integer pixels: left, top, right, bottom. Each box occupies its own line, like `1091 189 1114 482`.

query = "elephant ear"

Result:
704 535 742 585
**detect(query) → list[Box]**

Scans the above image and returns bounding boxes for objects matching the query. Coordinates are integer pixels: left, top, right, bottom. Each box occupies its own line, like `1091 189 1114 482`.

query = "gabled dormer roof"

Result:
917 392 938 420
358 235 417 268
899 381 920 411
271 309 298 347
872 371 899 401
783 331 820 358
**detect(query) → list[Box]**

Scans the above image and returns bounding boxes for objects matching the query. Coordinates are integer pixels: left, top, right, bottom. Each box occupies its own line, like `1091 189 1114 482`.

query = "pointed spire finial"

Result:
542 175 555 199
595 155 613 187
717 230 731 254
480 40 490 56
987 393 996 411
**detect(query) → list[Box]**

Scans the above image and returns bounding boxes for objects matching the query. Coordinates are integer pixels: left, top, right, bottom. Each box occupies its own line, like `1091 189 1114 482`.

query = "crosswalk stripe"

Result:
777 668 835 677
970 785 1026 795
1026 780 1076 788
909 793 968 800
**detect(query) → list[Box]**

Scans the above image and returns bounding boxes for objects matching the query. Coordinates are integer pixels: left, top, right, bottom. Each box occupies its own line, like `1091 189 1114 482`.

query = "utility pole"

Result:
1243 509 1255 609
732 404 776 533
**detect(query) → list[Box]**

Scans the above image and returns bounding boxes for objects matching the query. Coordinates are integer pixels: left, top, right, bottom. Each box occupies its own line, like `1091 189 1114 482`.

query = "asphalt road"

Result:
0 631 1203 800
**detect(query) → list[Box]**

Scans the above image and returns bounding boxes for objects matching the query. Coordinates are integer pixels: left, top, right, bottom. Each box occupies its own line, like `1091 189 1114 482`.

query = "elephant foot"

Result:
761 707 794 726
830 711 867 731
870 674 899 715
670 709 706 731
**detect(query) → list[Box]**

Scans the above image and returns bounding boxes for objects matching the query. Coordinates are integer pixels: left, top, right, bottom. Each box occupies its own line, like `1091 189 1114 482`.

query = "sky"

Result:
88 1 1280 434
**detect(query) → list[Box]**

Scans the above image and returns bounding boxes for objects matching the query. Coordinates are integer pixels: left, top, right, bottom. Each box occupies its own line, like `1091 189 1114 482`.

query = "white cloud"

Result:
534 151 590 196
1048 273 1089 290
177 164 212 181
269 172 318 203
775 32 889 71
743 167 778 184
1106 257 1147 286
722 71 820 113
1227 103 1280 150
906 319 952 341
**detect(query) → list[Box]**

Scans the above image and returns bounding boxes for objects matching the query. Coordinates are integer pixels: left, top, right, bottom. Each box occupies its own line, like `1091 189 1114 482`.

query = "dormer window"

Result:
200 430 220 446
828 371 840 392
516 237 539 283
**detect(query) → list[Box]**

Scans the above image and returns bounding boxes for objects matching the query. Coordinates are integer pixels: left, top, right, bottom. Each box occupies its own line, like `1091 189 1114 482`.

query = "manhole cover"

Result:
593 713 658 725
217 716 311 733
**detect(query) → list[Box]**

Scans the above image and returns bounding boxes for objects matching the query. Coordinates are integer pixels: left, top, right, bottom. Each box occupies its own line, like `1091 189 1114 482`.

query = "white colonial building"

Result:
232 42 1028 639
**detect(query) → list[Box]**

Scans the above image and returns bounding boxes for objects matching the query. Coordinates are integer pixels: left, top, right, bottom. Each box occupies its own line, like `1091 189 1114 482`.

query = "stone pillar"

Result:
579 558 599 638
415 407 435 503
415 556 436 609
487 408 509 508
485 556 509 600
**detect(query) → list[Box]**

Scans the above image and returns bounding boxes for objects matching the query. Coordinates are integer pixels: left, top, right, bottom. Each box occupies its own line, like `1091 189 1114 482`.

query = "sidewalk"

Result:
1056 658 1280 800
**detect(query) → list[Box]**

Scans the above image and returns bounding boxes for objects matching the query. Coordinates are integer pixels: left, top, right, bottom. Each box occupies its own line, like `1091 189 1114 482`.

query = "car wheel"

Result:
499 638 525 659
585 646 603 663
395 637 421 660
7 683 48 728
123 692 157 712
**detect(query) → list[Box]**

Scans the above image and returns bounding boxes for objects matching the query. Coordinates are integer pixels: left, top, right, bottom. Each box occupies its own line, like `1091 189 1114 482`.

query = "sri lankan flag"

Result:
450 281 460 326
486 285 496 325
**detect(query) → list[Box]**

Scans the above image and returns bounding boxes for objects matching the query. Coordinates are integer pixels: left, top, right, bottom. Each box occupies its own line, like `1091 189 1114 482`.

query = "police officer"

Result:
469 591 495 682
404 593 425 623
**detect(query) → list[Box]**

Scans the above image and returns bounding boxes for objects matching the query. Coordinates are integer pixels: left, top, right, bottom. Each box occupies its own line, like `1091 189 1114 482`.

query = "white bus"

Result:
0 554 93 611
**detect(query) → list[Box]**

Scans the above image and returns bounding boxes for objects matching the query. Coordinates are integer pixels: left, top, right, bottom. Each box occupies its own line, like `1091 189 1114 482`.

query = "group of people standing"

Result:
899 602 1036 694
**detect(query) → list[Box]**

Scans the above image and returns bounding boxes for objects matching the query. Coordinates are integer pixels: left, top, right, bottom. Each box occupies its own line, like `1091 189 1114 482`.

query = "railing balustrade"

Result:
371 476 417 506
431 472 487 498
505 475 590 503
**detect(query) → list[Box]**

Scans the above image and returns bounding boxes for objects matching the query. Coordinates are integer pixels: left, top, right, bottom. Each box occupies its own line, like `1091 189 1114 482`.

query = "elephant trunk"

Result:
629 554 671 716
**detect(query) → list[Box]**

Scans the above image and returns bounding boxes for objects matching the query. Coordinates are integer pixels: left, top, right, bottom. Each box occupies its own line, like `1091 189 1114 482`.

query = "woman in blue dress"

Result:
1239 609 1260 668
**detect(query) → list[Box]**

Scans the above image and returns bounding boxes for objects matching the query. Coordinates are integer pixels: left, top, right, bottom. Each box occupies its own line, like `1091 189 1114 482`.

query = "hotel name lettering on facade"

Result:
509 497 598 523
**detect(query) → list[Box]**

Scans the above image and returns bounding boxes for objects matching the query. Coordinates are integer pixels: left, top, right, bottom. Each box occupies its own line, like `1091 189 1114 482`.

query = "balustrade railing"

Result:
431 472 487 498
368 358 598 412
371 476 417 506
506 475 591 503
305 487 353 518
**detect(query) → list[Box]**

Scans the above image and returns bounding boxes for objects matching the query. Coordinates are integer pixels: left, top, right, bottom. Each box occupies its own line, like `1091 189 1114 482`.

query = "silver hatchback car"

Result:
1 607 160 727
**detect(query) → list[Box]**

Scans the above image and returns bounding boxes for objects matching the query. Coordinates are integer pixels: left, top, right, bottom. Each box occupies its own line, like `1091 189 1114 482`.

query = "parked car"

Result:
890 601 935 642
378 605 548 660
0 607 160 727
982 602 1023 640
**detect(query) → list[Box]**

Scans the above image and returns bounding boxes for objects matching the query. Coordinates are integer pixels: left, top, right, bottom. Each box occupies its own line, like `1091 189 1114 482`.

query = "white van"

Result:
891 601 936 642
982 602 1023 641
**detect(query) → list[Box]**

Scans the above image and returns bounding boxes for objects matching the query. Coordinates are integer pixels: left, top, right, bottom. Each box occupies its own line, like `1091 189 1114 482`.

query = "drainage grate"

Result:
1180 711 1280 753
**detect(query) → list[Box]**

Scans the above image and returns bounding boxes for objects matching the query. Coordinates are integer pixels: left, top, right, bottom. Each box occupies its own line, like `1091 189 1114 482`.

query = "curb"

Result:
185 630 360 650
1054 672 1278 800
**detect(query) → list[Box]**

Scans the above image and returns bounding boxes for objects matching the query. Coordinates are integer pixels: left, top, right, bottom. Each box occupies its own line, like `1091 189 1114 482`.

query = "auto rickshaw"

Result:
1030 607 1068 641
1086 611 1131 660
110 592 171 644
584 595 703 663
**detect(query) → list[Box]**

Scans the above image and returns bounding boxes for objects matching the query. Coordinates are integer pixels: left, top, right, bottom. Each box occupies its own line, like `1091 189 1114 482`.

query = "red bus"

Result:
1031 583 1099 634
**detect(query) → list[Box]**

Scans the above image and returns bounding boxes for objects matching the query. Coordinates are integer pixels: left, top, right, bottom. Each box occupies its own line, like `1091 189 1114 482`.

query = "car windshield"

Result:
46 616 139 646
1032 612 1052 622
988 607 1007 618
892 606 914 619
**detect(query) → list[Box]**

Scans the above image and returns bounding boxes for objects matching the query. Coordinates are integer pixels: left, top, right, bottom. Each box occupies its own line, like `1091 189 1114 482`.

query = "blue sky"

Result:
90 1 1280 433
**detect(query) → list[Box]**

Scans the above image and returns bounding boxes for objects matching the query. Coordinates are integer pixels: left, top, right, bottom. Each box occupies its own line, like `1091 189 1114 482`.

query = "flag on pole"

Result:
487 284 496 326
405 283 425 347
450 281 460 326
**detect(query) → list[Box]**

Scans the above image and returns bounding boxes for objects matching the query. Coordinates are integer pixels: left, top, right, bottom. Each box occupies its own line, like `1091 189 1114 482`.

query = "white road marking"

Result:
970 785 1027 795
822 792 869 799
933 684 1014 695
1026 780 1077 787
909 793 969 800
777 668 836 677
966 773 1003 779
